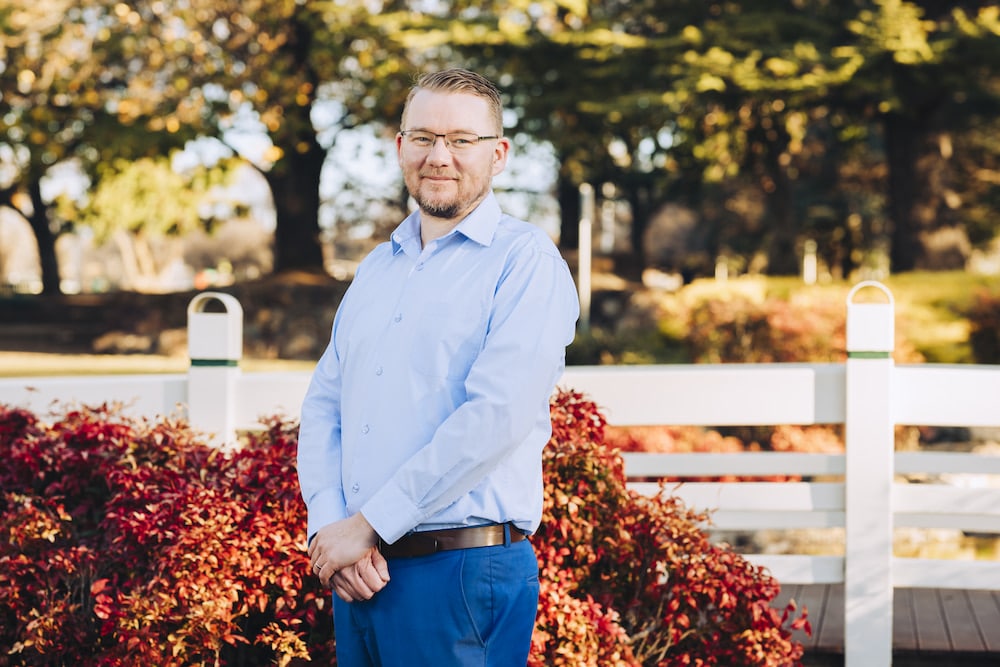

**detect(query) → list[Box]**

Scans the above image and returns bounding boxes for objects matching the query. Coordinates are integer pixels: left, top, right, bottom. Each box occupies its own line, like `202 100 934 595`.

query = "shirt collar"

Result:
454 192 501 247
390 191 500 255
390 213 421 256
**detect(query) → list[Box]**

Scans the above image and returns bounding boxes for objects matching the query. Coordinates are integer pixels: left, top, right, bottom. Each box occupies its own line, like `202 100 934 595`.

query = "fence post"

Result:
844 280 895 666
577 183 594 333
187 292 243 445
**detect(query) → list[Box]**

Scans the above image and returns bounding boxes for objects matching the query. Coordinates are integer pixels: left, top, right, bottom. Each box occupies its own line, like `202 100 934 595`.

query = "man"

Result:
297 68 579 666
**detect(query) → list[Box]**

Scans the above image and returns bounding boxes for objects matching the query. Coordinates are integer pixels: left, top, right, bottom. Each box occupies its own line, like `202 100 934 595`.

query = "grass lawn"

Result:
881 271 996 363
745 270 996 363
0 351 316 378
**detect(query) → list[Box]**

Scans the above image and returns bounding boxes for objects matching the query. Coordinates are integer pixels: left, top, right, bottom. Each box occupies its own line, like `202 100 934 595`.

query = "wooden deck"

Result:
773 584 1000 666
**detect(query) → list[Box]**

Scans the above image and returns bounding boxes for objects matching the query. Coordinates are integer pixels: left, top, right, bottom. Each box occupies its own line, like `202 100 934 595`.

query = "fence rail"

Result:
2 282 999 665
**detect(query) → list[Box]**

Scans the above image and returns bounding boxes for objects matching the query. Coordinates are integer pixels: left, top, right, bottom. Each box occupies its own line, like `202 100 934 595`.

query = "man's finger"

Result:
356 566 384 593
318 564 333 589
356 555 389 594
370 548 390 583
333 569 373 601
332 576 356 603
308 513 379 574
346 566 378 600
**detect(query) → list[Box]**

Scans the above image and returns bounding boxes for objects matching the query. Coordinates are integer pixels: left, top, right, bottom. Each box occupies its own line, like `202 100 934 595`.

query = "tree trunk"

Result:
764 175 798 275
265 134 326 274
620 182 651 282
884 113 924 273
762 131 799 276
112 230 141 291
26 181 62 295
556 177 580 251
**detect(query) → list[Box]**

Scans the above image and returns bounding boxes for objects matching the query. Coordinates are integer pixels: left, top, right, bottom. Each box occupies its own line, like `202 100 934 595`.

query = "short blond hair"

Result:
401 68 503 135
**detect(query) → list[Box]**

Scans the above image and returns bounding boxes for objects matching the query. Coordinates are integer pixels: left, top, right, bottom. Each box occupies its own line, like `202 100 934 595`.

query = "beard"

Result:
406 166 493 222
413 193 462 220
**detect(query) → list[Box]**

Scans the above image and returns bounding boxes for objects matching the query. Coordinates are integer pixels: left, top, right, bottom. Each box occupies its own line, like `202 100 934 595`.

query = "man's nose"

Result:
426 136 454 162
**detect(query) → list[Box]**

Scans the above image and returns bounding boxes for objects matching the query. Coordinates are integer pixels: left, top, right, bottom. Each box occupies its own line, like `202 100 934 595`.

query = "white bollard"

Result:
715 255 729 282
600 182 616 254
803 240 818 285
578 183 594 334
186 292 243 446
843 280 895 667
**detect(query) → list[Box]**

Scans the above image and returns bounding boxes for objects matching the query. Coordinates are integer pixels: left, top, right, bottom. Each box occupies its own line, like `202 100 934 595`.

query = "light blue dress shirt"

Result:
298 192 579 544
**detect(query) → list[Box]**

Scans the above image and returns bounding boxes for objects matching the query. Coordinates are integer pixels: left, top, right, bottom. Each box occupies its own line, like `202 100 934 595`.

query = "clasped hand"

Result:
308 513 390 602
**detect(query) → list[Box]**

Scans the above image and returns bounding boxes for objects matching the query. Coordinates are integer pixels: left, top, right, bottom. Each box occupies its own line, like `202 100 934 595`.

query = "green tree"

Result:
5 0 997 290
843 1 1000 271
0 0 194 293
395 1 857 274
1 0 416 291
377 0 658 255
385 0 1000 278
63 157 231 290
109 0 416 273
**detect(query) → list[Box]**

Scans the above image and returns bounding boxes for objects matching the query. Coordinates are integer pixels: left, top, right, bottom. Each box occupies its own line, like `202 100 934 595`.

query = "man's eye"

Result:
451 138 473 146
412 135 433 145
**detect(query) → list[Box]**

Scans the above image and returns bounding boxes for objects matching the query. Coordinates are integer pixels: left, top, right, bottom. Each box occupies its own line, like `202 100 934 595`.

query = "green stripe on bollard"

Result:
847 351 891 359
190 359 239 367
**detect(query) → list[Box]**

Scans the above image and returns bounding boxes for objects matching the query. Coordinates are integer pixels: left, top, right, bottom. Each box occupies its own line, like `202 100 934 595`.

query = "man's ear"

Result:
491 137 511 175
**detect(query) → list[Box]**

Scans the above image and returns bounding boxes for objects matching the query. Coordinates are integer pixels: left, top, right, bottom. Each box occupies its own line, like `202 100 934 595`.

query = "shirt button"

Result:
375 366 383 376
362 424 370 434
352 483 360 493
394 313 403 322
416 262 424 270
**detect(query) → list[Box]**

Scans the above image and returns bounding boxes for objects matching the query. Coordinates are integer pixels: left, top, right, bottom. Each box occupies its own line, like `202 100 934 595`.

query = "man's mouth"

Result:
422 172 457 181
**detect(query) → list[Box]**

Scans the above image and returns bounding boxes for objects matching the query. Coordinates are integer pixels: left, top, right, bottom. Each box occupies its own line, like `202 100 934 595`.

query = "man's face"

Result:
396 89 509 223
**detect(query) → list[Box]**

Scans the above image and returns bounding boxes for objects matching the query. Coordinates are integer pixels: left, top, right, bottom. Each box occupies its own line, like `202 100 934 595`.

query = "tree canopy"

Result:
2 0 999 292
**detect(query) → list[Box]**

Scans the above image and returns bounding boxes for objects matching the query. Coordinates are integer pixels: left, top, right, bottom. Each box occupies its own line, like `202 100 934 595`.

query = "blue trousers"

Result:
332 537 538 666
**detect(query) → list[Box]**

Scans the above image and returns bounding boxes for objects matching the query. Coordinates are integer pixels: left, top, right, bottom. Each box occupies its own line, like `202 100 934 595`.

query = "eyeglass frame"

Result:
399 130 500 151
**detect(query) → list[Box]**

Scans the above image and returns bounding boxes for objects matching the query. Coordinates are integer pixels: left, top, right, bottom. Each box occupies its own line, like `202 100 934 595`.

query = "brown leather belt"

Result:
378 523 527 559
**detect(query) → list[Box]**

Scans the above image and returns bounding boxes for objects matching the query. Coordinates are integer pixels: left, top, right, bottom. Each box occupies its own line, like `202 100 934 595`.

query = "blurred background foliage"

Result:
567 270 1000 366
1 0 999 296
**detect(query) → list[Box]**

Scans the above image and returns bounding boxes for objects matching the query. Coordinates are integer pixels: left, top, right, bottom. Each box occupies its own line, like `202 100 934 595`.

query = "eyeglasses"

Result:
400 130 499 151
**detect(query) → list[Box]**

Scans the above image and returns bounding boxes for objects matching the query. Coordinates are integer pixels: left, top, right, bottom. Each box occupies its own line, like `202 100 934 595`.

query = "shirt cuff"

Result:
361 481 424 544
306 487 349 541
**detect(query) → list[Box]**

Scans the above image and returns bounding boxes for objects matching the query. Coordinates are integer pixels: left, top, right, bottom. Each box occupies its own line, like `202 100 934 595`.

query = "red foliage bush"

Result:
683 290 923 365
685 294 847 364
537 391 809 666
0 395 807 666
0 405 330 667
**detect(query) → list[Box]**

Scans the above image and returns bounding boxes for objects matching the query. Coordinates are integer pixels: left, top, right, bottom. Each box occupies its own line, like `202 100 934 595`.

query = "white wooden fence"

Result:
2 282 1000 666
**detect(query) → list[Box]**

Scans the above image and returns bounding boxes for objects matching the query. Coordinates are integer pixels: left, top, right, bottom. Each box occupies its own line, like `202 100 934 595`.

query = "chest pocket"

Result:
410 301 487 380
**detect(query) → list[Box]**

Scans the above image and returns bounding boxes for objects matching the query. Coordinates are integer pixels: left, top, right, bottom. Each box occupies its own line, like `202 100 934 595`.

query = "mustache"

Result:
420 170 459 179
